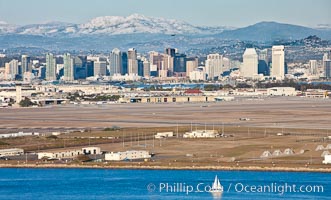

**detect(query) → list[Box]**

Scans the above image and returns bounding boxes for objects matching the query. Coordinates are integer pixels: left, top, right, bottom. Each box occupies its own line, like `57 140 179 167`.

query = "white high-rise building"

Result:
189 69 206 81
4 59 19 80
21 55 31 75
93 61 107 76
128 48 138 75
63 53 74 81
323 52 330 62
143 59 150 78
309 60 318 75
271 45 285 79
241 48 258 78
205 53 223 80
186 58 198 76
46 53 57 81
110 48 122 76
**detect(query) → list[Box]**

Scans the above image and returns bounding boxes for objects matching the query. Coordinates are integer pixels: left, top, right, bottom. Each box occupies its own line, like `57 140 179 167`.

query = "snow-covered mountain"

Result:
0 21 17 34
0 14 233 36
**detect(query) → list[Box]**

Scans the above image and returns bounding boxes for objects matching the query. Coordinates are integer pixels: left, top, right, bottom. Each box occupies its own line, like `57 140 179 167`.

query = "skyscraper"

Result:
128 48 138 75
21 55 31 75
149 51 164 77
86 60 94 77
121 52 128 75
271 45 285 79
46 53 56 81
63 53 74 81
138 58 144 77
241 48 258 78
186 57 198 76
93 61 107 76
258 49 269 75
143 59 150 78
205 53 223 80
174 53 186 73
324 60 331 79
110 48 122 76
5 59 19 80
74 56 87 79
309 60 318 75
323 51 331 78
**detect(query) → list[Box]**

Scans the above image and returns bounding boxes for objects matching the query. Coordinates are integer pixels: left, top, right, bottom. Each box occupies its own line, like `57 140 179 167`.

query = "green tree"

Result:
19 98 37 107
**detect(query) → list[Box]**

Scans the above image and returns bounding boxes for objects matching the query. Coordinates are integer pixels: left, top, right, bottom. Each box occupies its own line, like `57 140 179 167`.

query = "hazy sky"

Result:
0 0 330 27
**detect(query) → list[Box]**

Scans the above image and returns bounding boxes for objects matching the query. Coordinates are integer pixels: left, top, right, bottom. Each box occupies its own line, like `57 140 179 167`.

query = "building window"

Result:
172 98 176 102
188 97 190 102
164 98 167 102
147 98 150 102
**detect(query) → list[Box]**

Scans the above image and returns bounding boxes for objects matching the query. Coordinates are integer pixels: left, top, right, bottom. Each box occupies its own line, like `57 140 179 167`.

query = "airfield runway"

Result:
0 96 331 132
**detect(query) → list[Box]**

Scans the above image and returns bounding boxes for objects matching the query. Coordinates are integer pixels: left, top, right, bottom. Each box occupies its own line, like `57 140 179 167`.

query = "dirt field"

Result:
0 97 331 132
1 96 331 169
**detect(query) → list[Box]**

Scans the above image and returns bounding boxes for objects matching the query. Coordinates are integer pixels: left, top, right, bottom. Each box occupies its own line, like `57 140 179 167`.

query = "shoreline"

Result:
1 164 330 173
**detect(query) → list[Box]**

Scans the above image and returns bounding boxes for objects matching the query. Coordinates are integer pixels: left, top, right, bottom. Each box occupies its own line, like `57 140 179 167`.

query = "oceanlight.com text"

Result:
147 182 324 195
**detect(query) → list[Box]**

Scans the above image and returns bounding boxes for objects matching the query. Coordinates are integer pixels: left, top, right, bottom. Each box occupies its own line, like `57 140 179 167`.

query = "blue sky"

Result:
0 0 330 27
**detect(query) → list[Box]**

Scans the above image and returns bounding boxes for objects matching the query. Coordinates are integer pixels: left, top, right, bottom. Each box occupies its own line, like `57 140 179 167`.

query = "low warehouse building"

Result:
121 95 217 103
82 147 101 155
0 148 24 157
183 130 219 138
38 149 82 159
155 132 174 139
323 155 331 164
105 150 151 161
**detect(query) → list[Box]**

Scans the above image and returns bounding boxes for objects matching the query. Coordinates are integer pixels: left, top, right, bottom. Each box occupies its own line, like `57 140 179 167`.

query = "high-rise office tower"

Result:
174 53 186 73
309 60 318 75
323 52 330 62
205 53 223 80
149 51 163 76
325 60 331 79
241 48 258 78
63 53 74 81
143 59 150 78
86 60 94 77
271 45 285 79
121 52 128 75
74 56 87 79
164 48 175 75
258 49 269 75
323 51 331 78
93 61 107 76
128 48 138 75
21 55 31 75
5 59 19 80
138 58 144 77
186 57 198 76
46 53 57 81
110 48 122 76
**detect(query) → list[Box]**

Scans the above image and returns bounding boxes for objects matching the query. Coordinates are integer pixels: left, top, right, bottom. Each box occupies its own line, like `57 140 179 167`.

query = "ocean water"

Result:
0 168 329 200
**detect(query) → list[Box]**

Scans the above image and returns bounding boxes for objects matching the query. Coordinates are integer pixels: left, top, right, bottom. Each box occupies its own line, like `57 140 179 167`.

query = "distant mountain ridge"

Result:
216 21 331 41
0 14 233 36
0 15 331 52
0 15 330 41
